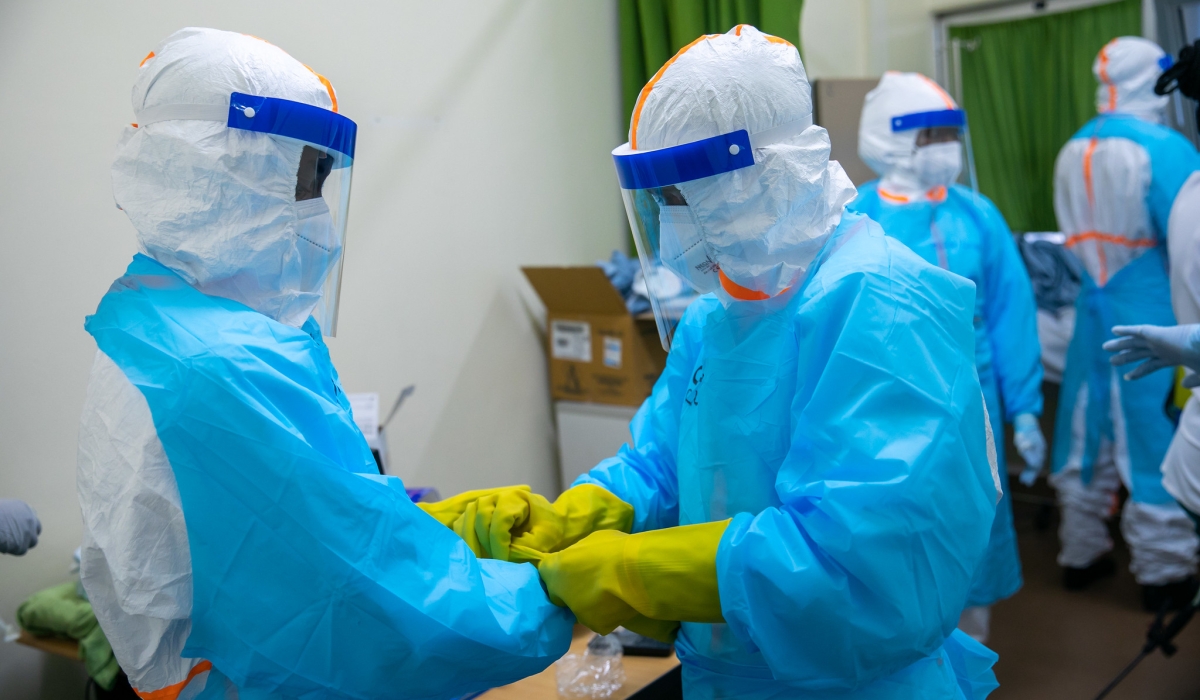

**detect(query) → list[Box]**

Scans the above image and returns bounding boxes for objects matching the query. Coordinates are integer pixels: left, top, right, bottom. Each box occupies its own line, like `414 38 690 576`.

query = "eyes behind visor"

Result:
296 146 334 201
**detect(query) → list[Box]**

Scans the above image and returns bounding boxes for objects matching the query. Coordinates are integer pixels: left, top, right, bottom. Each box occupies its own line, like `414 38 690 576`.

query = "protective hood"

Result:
1095 36 1172 123
859 71 962 197
630 25 856 298
111 27 342 327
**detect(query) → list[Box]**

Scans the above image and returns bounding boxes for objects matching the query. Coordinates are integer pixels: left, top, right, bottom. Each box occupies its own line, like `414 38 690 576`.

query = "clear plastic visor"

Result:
228 92 357 336
893 108 978 192
292 145 352 336
617 172 730 351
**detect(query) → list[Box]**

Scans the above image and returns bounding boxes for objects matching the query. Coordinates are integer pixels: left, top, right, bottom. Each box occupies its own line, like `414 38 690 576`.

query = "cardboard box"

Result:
523 266 667 407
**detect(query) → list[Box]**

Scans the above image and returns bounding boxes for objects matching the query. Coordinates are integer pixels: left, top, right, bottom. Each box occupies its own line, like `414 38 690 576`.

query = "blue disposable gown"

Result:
1053 115 1200 502
577 213 1001 699
849 183 1043 607
85 254 573 700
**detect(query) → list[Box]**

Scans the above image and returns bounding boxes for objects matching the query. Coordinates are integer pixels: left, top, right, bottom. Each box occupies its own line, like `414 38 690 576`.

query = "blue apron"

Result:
581 214 1000 699
1050 114 1200 502
1052 248 1177 504
86 254 572 700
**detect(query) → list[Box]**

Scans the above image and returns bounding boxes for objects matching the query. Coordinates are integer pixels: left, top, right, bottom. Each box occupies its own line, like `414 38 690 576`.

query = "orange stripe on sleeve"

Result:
1082 138 1098 207
134 661 213 700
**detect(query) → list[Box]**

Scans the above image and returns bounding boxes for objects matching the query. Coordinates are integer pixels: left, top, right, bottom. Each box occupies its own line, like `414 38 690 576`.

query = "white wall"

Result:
0 1 622 697
803 0 987 80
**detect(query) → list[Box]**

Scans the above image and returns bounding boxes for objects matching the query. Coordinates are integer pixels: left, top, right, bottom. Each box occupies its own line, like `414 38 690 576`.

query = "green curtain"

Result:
619 0 805 130
949 0 1141 233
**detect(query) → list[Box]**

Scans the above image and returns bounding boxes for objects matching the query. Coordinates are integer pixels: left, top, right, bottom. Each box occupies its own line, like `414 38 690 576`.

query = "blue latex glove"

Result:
1105 324 1200 387
0 499 40 555
1014 413 1047 487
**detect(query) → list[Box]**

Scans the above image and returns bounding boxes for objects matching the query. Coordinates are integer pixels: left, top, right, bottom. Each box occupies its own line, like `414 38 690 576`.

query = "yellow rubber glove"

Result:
419 484 635 564
416 485 533 528
453 488 560 563
537 520 730 643
510 484 635 558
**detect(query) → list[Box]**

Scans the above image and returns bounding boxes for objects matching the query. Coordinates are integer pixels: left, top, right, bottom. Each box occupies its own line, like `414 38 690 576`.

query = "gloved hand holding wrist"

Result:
1013 413 1047 487
1105 324 1200 379
417 485 534 527
537 519 729 642
0 499 41 556
418 486 550 562
510 484 634 559
418 484 634 563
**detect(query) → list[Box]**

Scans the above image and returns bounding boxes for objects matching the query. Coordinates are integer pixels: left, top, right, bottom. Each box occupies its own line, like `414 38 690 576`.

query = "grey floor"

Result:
990 480 1200 699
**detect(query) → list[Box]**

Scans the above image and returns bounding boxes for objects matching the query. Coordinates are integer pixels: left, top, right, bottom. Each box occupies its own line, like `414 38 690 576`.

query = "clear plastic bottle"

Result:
555 633 626 698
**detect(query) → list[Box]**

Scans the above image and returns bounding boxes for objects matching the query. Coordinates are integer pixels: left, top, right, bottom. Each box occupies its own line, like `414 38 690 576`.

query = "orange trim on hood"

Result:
719 270 781 301
630 34 715 149
1098 41 1118 112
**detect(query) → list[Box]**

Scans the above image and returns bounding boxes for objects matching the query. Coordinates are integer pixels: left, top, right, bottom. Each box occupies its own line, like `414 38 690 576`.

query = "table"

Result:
15 629 80 660
483 626 679 700
18 625 681 699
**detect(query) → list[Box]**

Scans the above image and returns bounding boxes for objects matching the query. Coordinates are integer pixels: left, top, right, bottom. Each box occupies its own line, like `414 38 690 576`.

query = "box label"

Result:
603 336 622 368
551 320 592 363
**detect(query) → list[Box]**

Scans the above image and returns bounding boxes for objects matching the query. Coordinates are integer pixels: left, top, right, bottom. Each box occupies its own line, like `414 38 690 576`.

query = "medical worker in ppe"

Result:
848 72 1043 643
1047 36 1200 611
424 26 1003 700
76 28 572 700
1104 82 1200 528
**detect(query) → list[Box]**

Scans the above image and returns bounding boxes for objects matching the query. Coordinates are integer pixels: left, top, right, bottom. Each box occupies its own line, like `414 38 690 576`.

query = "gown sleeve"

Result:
573 300 713 533
85 270 575 700
976 194 1044 419
715 231 999 691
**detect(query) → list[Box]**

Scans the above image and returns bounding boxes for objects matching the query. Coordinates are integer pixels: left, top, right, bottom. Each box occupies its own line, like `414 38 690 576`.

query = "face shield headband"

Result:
611 116 812 350
890 107 978 194
133 93 358 335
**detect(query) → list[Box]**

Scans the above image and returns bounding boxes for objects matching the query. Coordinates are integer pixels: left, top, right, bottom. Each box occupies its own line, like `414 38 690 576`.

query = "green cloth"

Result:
17 582 120 690
948 0 1141 233
619 0 805 129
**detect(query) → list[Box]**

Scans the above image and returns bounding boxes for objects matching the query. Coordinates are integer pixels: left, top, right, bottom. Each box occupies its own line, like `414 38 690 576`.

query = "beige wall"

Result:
0 1 622 697
803 0 990 80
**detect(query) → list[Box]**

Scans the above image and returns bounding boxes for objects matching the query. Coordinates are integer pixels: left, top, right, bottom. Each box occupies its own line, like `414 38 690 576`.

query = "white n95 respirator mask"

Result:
658 205 720 293
912 142 963 189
